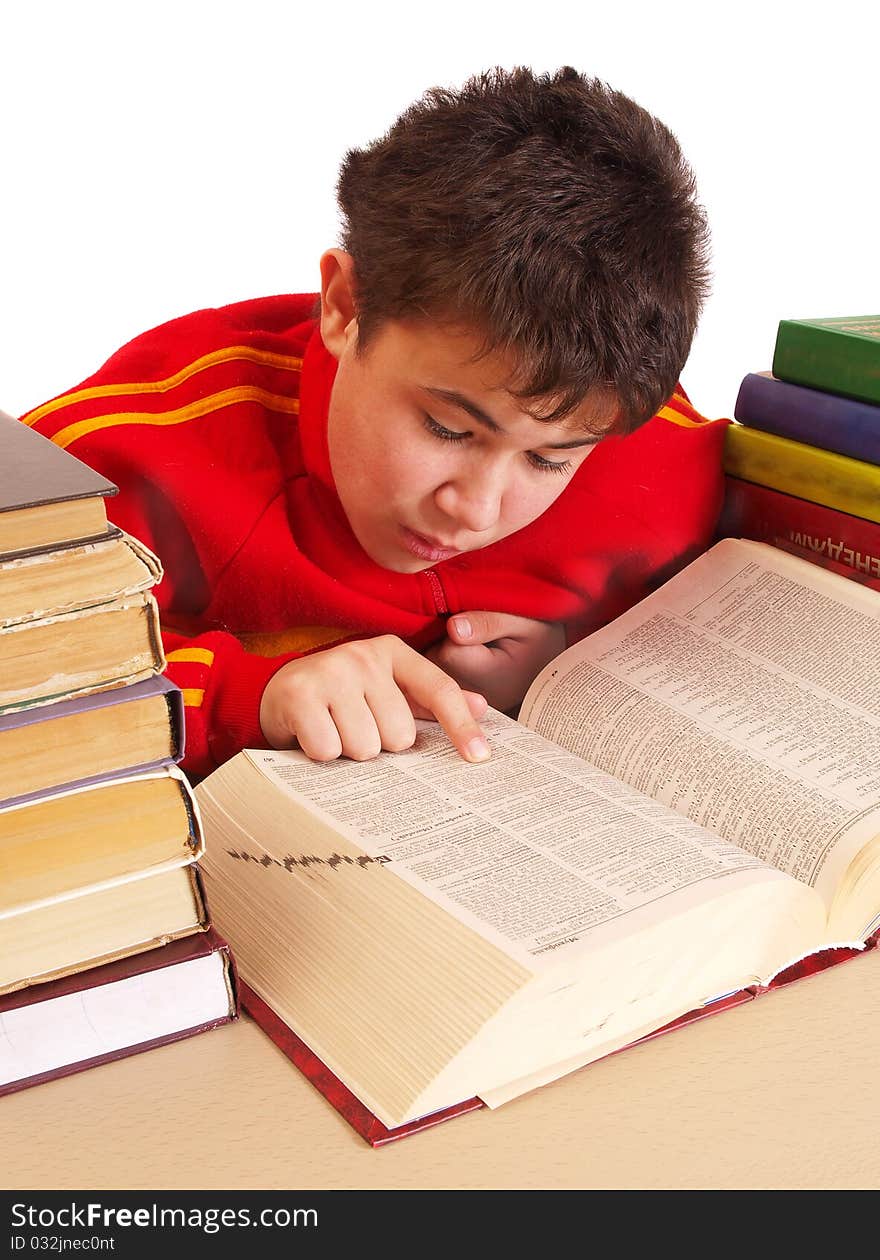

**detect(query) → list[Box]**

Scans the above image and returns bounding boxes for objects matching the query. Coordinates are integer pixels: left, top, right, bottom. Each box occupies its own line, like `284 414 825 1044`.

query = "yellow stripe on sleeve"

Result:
50 386 299 448
23 345 303 427
181 689 206 708
656 400 707 429
165 648 216 666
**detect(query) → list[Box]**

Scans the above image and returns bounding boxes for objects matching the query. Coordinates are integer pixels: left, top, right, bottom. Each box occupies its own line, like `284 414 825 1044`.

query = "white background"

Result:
1 0 877 421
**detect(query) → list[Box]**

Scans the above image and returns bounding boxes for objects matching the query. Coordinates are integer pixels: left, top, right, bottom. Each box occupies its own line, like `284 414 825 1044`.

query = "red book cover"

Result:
241 928 880 1147
0 927 238 1098
718 476 880 592
238 982 483 1146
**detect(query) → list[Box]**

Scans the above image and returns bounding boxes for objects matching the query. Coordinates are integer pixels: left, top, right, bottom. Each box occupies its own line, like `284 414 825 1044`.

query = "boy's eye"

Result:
423 413 573 475
423 414 468 443
526 452 573 476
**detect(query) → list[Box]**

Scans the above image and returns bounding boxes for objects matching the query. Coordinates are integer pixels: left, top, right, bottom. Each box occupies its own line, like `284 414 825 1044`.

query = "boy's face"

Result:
325 319 612 574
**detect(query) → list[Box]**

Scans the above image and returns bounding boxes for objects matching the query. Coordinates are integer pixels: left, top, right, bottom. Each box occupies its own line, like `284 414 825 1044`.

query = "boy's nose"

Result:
434 469 504 535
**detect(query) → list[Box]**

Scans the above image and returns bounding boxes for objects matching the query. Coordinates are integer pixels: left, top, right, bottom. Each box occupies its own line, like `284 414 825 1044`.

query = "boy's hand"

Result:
425 612 567 714
259 634 490 763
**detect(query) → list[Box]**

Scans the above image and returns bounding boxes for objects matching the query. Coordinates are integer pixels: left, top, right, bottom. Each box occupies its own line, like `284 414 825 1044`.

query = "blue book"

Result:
735 372 880 466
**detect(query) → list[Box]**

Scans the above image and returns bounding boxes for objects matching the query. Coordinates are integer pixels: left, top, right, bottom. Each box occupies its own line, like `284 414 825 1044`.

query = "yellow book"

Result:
724 424 880 525
0 766 206 994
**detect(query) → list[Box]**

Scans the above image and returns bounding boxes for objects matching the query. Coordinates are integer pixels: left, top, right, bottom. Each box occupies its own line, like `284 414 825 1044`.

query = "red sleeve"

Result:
161 628 300 778
20 295 317 779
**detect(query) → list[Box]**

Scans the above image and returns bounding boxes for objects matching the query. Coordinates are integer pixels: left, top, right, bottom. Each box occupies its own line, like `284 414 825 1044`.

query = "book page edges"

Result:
0 536 162 630
0 864 210 996
238 981 481 1147
0 764 202 916
0 595 166 712
250 935 878 1141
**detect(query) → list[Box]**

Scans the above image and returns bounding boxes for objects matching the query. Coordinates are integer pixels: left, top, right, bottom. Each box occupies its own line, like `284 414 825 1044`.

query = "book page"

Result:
243 722 806 972
520 539 880 912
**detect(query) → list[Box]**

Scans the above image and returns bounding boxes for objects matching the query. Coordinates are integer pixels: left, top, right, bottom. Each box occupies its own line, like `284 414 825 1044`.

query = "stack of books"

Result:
719 315 880 590
0 413 237 1098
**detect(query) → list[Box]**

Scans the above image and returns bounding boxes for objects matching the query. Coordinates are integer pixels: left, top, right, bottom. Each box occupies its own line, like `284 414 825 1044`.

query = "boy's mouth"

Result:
399 526 462 563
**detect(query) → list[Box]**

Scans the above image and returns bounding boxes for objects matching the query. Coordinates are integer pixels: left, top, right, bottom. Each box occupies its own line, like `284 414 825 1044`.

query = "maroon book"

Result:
718 477 880 592
0 928 237 1098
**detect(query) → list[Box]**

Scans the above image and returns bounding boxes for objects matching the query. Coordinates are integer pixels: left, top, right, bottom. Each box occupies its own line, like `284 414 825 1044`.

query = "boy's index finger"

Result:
391 640 491 763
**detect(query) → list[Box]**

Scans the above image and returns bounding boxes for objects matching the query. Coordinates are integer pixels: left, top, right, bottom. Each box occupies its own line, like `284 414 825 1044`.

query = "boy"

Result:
21 67 727 778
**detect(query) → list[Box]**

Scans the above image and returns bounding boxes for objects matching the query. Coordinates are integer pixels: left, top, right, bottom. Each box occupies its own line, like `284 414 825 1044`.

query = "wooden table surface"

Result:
3 945 878 1191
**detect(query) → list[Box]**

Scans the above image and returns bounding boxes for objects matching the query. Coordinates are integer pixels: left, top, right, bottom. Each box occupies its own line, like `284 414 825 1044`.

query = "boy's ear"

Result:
319 250 359 359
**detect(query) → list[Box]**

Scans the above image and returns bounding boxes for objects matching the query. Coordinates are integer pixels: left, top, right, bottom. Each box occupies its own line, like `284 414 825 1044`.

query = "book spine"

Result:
718 478 880 590
734 373 880 465
723 425 880 525
0 755 180 812
773 320 880 406
167 683 185 762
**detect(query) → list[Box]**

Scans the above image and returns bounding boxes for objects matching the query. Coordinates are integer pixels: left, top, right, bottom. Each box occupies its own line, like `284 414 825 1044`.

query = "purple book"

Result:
734 371 880 464
0 675 186 810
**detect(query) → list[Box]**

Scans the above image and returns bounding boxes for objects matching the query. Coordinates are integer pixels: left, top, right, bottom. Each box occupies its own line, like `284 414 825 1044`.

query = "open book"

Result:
195 538 880 1137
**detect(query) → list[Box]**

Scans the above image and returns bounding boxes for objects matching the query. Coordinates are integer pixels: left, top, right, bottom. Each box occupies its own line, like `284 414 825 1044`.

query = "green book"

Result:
772 316 880 407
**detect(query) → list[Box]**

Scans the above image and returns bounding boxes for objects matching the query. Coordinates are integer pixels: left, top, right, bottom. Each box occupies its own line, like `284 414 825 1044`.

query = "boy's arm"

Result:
160 626 302 778
163 624 490 776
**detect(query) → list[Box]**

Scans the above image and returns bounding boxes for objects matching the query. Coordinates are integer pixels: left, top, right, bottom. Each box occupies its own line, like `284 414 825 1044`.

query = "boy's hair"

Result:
336 66 711 432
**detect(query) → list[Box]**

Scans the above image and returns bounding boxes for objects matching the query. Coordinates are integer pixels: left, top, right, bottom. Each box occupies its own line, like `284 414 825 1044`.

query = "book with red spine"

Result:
0 928 237 1098
718 476 880 592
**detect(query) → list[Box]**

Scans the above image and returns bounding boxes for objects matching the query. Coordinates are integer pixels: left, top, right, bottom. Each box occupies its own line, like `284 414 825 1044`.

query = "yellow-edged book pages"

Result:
0 529 162 627
0 593 165 712
0 765 207 994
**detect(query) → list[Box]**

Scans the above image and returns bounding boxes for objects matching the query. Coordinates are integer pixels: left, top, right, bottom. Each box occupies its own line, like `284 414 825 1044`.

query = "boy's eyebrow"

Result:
424 387 603 449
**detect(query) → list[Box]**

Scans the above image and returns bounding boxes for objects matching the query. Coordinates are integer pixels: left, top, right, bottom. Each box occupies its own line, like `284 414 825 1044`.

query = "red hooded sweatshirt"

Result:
22 295 728 775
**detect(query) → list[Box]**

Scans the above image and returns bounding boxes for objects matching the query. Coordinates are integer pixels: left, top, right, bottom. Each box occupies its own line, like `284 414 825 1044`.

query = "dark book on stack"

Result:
1 412 165 712
734 371 880 465
0 408 117 556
